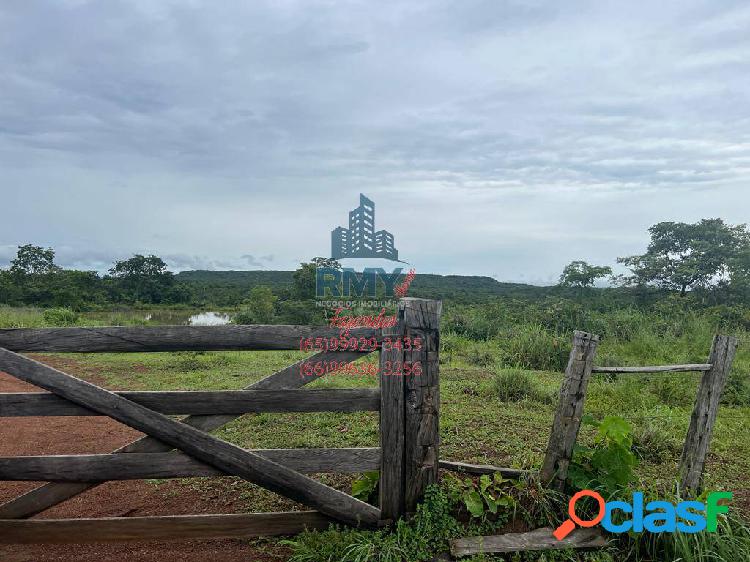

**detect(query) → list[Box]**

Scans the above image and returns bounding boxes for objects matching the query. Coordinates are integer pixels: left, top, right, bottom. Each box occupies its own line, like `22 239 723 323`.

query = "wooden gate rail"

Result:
0 512 334 544
0 388 381 416
541 332 738 493
591 364 712 373
0 448 381 481
0 325 380 352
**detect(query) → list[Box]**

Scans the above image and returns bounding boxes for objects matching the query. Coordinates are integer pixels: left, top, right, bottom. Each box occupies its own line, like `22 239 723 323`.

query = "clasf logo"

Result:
554 490 733 540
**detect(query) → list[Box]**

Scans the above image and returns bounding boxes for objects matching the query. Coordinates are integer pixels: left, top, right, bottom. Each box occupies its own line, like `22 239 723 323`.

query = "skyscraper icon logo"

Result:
331 194 400 261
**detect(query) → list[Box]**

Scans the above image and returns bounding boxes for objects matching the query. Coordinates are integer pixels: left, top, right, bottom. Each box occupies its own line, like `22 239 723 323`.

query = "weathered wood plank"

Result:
438 461 531 480
592 364 712 374
679 335 738 492
0 325 379 353
540 331 600 490
0 348 380 528
450 528 609 557
0 512 332 544
0 448 381 481
402 298 441 514
0 349 366 519
379 306 406 522
0 388 381 416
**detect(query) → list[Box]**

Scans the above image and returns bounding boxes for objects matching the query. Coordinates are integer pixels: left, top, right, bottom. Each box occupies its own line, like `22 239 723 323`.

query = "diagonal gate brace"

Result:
0 348 380 528
0 349 365 519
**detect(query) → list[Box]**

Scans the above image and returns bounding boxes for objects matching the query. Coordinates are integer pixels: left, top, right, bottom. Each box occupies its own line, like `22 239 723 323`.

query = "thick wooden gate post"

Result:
402 298 442 514
679 335 738 493
379 304 406 522
379 298 442 522
541 331 600 490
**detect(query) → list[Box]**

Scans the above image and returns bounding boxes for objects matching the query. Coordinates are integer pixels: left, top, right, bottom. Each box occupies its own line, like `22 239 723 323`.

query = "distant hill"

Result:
175 270 555 304
176 270 294 288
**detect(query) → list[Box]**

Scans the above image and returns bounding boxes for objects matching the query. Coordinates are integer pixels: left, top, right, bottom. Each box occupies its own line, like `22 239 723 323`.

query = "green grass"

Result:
2 305 749 560
25 347 749 516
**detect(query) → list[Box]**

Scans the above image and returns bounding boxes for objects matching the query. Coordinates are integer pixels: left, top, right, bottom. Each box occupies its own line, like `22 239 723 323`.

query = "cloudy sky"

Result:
1 0 749 284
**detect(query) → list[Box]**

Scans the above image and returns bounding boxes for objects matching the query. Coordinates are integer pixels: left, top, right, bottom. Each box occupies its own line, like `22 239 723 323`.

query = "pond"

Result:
186 311 232 326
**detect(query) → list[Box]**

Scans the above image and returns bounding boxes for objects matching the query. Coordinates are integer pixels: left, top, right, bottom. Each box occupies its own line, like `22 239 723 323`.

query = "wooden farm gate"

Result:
0 298 441 544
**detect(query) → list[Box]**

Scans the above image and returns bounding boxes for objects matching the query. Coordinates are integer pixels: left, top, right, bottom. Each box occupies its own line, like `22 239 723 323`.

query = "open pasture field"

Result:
1 305 749 561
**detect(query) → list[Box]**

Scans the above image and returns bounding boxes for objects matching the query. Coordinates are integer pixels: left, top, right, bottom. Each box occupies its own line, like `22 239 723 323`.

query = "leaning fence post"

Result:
679 334 738 493
541 331 600 490
402 298 442 515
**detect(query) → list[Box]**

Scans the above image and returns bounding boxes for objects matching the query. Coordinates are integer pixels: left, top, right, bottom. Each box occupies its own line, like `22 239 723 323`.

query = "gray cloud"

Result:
1 1 749 281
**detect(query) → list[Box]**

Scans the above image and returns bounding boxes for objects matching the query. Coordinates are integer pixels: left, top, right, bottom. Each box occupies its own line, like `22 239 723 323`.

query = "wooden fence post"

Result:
679 334 738 493
402 298 442 514
541 331 600 490
379 298 442 522
379 305 406 522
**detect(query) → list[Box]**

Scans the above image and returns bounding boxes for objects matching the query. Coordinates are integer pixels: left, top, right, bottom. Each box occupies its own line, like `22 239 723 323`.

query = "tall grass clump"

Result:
626 498 750 561
722 370 750 406
494 369 554 403
0 305 46 328
441 333 499 367
648 373 701 408
500 324 569 372
630 419 682 463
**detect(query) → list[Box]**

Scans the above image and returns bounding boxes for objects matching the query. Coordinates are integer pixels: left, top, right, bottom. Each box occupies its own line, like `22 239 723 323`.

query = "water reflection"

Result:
83 310 232 326
188 311 231 326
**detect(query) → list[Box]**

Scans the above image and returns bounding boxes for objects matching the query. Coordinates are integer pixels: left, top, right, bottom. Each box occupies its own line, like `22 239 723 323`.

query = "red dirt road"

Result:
0 360 289 562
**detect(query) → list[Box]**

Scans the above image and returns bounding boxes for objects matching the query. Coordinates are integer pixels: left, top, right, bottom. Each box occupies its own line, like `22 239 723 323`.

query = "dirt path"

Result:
0 359 290 562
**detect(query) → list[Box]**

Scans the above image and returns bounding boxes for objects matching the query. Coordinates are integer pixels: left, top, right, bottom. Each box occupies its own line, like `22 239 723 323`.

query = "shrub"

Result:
42 307 80 326
443 472 515 528
649 374 698 407
493 369 553 403
283 485 461 562
568 415 638 499
351 471 379 504
500 325 569 372
722 371 750 406
232 308 255 325
464 345 495 367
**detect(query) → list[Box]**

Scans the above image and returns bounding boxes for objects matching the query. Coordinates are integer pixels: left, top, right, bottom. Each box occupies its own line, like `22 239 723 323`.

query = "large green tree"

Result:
559 261 612 289
108 254 179 304
292 257 341 299
10 244 59 276
618 219 750 296
5 245 63 306
242 285 278 323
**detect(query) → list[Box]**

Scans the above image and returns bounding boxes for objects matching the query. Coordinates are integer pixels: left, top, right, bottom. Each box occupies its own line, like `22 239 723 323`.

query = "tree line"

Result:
1 218 748 313
0 246 189 308
558 218 750 304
